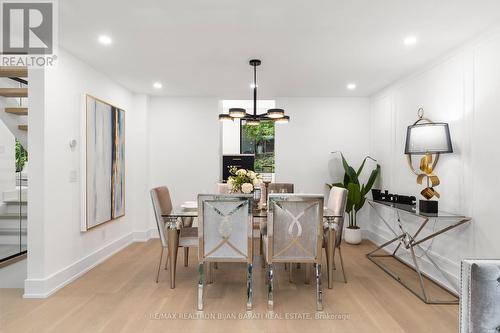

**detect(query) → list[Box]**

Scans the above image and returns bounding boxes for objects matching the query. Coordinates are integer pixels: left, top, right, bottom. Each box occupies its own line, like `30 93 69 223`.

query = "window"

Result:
240 120 275 173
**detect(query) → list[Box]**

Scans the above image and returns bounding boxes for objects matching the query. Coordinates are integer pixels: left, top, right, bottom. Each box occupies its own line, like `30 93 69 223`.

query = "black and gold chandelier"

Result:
218 59 290 125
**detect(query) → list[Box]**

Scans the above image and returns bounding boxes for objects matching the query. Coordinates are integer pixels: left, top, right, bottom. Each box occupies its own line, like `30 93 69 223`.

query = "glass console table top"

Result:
368 199 467 219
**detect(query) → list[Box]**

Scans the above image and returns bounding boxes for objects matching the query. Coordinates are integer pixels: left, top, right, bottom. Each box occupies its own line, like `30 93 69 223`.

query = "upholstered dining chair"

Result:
460 259 500 333
150 186 198 286
263 194 324 311
197 194 254 311
259 183 295 256
323 186 349 288
268 183 294 194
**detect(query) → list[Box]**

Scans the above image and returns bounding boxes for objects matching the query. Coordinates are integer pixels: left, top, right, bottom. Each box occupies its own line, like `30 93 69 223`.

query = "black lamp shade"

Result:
404 122 453 155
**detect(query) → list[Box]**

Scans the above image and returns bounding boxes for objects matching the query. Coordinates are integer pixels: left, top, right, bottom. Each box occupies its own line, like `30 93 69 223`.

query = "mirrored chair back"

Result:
198 194 253 263
267 194 324 263
150 186 173 248
327 187 348 247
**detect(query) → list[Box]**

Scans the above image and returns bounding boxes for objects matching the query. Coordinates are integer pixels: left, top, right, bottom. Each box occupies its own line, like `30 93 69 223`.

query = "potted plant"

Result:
227 166 261 194
327 152 380 244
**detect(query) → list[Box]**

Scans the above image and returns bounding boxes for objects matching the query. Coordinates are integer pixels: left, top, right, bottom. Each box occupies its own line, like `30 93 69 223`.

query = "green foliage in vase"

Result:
327 152 380 229
227 166 261 193
15 139 28 173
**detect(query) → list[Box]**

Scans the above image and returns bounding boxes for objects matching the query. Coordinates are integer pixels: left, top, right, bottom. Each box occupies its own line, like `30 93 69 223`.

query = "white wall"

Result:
368 28 500 287
148 97 220 207
25 49 150 297
275 98 372 200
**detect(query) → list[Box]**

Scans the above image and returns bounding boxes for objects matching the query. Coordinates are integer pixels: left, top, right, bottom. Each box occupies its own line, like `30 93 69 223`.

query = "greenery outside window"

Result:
240 120 275 173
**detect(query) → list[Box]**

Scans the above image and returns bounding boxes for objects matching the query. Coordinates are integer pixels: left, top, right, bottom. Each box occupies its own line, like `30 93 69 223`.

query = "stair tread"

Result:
18 125 27 131
0 88 28 97
4 200 27 204
5 107 28 115
0 213 27 219
0 66 28 78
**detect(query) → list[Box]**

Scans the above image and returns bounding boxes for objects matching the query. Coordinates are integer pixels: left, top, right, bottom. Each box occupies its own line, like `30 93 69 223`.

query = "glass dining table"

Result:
161 206 341 289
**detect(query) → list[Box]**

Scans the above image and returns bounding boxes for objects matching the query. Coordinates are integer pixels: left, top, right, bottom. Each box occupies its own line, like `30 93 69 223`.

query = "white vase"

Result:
344 227 362 245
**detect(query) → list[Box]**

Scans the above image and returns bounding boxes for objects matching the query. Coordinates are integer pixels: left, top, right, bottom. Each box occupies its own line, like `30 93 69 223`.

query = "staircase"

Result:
0 67 28 148
0 67 28 265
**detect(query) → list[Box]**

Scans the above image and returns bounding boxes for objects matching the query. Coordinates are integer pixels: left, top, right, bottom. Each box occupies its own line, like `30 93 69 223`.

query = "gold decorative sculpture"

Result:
404 108 453 213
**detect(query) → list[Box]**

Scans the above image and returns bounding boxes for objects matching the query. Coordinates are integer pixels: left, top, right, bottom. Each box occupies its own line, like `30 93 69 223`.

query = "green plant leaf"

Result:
356 155 377 176
340 153 359 184
346 182 361 214
361 164 380 196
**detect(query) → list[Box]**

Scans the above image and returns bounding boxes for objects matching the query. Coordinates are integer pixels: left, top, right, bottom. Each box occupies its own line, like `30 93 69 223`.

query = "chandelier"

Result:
218 59 290 124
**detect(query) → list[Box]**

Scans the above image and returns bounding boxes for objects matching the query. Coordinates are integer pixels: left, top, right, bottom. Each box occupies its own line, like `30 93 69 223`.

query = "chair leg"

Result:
305 263 311 284
156 247 164 283
246 263 253 311
184 247 189 267
332 244 337 270
338 246 347 283
316 263 323 311
289 262 293 283
167 228 179 289
327 228 334 289
197 263 204 311
267 264 274 311
207 262 214 284
164 249 169 270
260 233 263 255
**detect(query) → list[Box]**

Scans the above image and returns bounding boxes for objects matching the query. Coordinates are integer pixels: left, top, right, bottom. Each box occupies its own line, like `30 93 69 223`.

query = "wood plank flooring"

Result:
0 240 458 333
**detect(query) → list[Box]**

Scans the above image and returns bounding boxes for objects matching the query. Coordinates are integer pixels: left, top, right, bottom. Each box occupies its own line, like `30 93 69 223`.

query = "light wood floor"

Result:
0 240 458 333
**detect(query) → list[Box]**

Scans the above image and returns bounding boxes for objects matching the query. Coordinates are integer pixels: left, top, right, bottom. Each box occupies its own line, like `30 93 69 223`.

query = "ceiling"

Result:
59 0 500 98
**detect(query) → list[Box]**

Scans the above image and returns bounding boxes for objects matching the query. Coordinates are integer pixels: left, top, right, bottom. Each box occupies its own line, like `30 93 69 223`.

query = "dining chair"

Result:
268 183 294 194
150 186 198 286
197 194 254 311
323 186 348 288
216 183 231 194
263 194 324 311
460 259 500 333
259 183 295 257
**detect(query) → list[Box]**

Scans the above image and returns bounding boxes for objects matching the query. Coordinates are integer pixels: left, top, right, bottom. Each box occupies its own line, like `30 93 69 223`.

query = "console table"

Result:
367 199 471 304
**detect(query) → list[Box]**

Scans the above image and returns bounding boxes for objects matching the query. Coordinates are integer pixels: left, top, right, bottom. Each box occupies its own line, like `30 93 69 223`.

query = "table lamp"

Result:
404 108 453 214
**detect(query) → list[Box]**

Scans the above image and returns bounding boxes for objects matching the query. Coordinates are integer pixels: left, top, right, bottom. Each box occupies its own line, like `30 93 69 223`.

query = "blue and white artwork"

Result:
86 95 125 229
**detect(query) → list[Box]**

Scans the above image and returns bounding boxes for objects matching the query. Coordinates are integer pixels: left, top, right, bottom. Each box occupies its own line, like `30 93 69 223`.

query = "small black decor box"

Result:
419 200 438 214
371 189 416 206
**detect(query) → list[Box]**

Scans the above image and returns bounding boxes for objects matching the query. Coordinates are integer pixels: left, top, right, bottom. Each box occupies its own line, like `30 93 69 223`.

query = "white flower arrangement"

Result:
227 166 261 193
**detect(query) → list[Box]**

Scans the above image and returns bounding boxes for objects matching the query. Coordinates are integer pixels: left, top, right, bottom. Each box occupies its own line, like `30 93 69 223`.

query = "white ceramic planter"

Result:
344 227 362 245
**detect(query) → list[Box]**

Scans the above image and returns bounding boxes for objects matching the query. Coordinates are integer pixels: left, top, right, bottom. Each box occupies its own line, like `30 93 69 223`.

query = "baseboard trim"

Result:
23 228 161 298
133 228 159 242
24 233 134 298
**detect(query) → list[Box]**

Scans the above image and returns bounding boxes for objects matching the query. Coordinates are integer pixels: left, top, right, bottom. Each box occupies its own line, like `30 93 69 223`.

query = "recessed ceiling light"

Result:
347 83 356 90
153 82 162 89
403 36 417 46
98 35 112 45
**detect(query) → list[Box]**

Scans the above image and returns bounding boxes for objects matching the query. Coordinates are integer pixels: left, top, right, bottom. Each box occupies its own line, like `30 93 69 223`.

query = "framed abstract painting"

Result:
85 94 125 230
